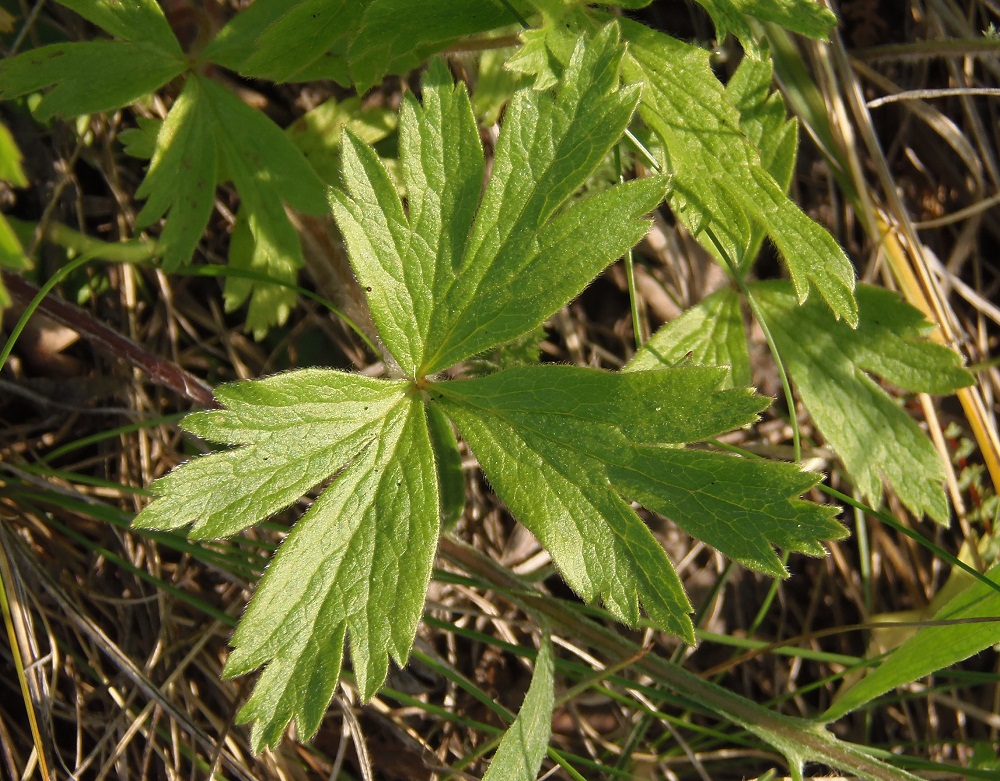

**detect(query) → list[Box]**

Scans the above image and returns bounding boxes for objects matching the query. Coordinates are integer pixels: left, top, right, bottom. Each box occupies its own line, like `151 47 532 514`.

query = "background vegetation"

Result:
1 0 999 779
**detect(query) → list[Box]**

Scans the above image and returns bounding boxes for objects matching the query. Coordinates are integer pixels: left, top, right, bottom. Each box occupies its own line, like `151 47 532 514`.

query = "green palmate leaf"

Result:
824 564 1000 721
753 280 974 523
432 365 767 448
627 287 751 388
693 0 835 56
330 25 668 376
137 24 851 752
134 370 408 538
482 636 555 781
224 392 439 750
620 20 858 325
0 41 185 121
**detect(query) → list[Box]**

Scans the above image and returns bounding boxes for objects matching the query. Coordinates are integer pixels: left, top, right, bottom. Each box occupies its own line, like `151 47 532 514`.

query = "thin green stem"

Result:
822 485 1000 600
496 0 530 28
10 217 158 264
614 143 645 349
624 128 664 171
705 227 802 464
39 414 186 464
854 498 874 616
440 537 921 780
0 251 96 370
746 551 789 635
171 264 381 356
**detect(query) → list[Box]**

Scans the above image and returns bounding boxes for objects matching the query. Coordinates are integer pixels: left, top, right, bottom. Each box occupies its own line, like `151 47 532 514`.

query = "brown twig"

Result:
2 271 218 409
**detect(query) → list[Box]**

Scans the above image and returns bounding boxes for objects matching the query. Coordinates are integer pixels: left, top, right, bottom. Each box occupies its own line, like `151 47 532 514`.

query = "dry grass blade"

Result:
0 522 257 781
0 527 53 780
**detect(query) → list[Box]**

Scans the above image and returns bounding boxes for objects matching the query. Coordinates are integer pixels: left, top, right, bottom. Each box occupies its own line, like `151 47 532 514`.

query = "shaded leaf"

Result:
472 44 521 126
693 0 835 56
135 75 326 323
0 41 184 121
229 0 359 83
202 0 343 79
0 216 31 310
0 122 31 305
135 79 217 271
347 0 529 91
753 280 973 523
56 0 182 51
285 95 397 187
483 636 555 781
205 0 528 89
199 78 327 217
627 287 751 388
0 122 29 186
621 20 858 325
119 116 162 160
